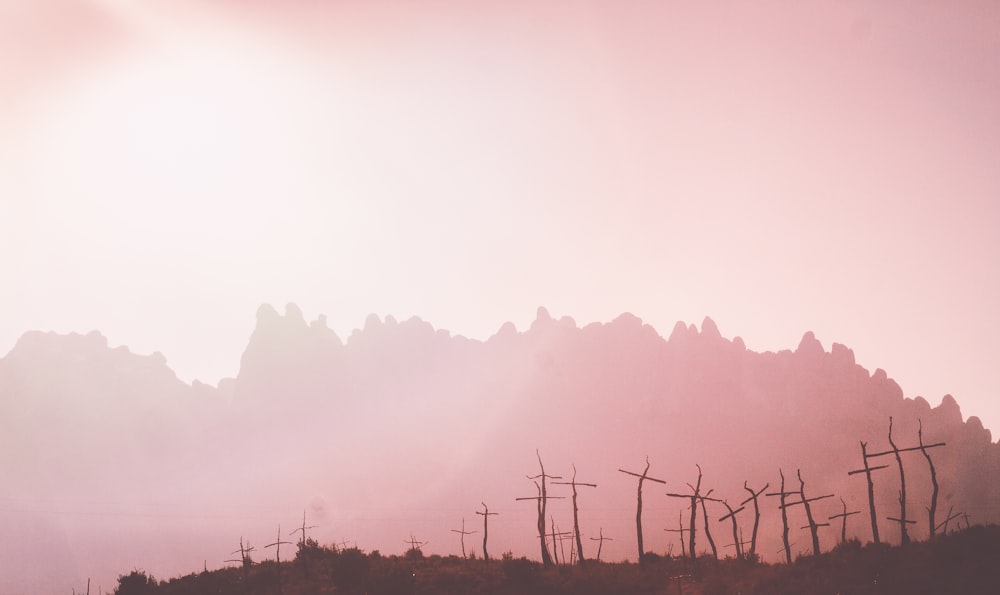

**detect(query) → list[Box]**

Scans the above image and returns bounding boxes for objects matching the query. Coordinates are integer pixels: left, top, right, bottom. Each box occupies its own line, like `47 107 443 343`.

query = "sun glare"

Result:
22 37 350 273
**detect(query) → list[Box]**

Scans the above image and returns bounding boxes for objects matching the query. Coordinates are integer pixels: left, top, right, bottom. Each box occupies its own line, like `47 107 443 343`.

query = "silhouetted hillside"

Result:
117 524 1000 595
1 305 997 592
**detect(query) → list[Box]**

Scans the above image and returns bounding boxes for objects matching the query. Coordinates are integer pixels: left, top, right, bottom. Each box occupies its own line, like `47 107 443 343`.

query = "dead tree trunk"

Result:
919 419 941 539
848 441 887 544
619 457 666 564
553 464 597 563
740 481 768 560
476 502 498 560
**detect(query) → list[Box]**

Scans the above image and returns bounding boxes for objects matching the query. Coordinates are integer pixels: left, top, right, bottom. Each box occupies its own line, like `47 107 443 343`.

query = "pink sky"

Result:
2 1 999 432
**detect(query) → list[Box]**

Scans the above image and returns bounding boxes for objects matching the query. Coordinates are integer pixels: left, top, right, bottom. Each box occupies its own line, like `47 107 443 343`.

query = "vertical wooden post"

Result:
553 464 597 563
664 512 688 559
404 534 428 553
451 517 477 559
739 481 768 560
527 450 562 566
619 457 667 564
290 510 318 578
698 490 719 560
766 469 797 564
476 502 499 560
588 528 612 562
918 419 941 539
227 537 256 583
518 452 565 566
887 417 910 545
798 470 822 556
719 500 746 560
848 441 888 544
666 465 704 559
828 497 860 544
264 525 293 595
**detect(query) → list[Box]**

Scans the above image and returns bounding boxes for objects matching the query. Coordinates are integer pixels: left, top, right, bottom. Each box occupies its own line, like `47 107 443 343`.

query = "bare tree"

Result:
619 456 667 564
476 502 499 560
553 463 597 563
740 481 768 559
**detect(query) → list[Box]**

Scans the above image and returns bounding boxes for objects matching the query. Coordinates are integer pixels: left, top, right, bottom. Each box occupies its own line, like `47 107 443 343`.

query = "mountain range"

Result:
1 304 996 592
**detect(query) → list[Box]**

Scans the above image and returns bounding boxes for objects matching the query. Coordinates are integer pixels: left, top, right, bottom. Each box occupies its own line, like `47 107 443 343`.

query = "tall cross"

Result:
619 456 666 564
450 517 477 559
476 502 499 560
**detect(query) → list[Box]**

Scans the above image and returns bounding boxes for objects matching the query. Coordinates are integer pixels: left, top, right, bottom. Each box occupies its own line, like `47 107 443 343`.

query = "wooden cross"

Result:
226 536 255 582
740 481 768 559
516 480 565 565
264 526 293 595
290 510 318 577
828 497 861 544
766 468 799 564
450 517 477 559
588 528 612 562
521 450 563 566
866 417 946 545
848 440 889 544
553 463 597 563
544 518 573 565
404 534 428 552
664 511 688 559
619 456 667 564
719 500 747 560
476 502 499 560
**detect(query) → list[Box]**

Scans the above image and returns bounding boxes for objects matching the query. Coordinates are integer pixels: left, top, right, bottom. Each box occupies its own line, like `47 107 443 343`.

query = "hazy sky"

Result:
2 1 999 432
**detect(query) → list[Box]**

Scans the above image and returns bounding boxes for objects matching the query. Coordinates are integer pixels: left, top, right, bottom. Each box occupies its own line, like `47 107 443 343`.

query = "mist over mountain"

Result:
1 304 996 592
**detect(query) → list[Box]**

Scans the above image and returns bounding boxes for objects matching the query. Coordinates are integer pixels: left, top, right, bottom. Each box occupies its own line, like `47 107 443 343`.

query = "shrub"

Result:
114 570 159 595
330 547 370 590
